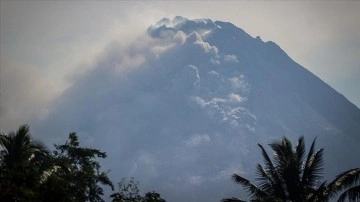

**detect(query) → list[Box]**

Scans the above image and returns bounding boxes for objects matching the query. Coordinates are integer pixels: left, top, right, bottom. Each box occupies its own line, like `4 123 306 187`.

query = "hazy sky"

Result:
1 1 360 130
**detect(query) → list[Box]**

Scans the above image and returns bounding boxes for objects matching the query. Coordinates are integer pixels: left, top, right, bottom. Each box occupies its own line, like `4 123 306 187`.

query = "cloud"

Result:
171 65 200 90
1 2 165 135
228 93 244 103
186 32 219 55
228 75 249 92
211 163 246 182
224 55 239 63
185 134 211 147
0 59 57 132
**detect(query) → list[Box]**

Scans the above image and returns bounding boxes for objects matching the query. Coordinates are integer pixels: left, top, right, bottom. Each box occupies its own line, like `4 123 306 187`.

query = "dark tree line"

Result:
1 125 359 202
110 177 166 202
0 125 166 202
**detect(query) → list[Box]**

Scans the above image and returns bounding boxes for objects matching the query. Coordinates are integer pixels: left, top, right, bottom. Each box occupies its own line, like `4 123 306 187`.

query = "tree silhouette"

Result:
111 177 143 202
46 132 114 202
111 177 167 202
222 136 359 202
1 125 167 201
143 191 166 202
325 168 360 202
0 125 49 201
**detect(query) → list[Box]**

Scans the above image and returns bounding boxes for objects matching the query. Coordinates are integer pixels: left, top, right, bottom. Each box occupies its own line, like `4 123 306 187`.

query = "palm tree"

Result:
0 124 49 201
0 124 48 169
222 136 360 202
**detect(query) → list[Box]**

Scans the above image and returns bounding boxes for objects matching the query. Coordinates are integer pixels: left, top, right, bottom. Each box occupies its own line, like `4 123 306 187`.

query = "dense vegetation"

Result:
1 125 359 201
0 125 166 202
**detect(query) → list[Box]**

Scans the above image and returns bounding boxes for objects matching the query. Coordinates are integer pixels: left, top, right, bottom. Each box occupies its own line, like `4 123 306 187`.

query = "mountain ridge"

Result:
36 17 360 202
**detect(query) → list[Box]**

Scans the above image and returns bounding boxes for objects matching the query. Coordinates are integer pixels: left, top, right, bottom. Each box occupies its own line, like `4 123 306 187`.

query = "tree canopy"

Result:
110 177 166 202
0 125 166 202
222 136 360 202
0 125 49 201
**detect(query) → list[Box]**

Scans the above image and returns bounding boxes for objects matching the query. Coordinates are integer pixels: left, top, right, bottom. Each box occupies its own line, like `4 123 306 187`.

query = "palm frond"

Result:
301 138 324 188
225 136 358 202
30 139 49 156
257 144 281 183
0 125 49 169
337 185 360 202
307 181 328 201
327 168 360 200
269 137 293 170
232 174 267 199
0 132 10 149
257 143 286 199
295 136 305 171
256 164 274 194
306 148 324 186
221 197 246 202
333 168 360 189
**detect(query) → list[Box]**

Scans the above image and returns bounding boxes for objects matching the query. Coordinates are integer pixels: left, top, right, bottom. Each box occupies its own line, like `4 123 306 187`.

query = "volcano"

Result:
40 17 360 202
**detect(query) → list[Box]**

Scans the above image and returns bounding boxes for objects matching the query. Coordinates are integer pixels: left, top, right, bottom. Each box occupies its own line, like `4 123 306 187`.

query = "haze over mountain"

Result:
34 17 360 201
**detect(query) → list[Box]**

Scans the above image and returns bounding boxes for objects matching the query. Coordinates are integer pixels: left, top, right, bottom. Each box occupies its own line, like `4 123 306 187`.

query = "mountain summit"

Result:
41 17 360 202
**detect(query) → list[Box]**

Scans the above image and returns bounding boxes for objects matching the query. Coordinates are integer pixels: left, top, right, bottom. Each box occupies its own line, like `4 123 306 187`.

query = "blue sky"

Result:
1 1 359 133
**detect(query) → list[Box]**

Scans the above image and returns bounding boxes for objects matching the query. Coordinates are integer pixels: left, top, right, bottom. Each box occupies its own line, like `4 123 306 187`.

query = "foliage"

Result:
111 177 166 202
0 125 49 201
111 177 143 202
6 125 357 201
0 126 114 202
143 192 166 202
222 136 360 202
1 125 166 202
41 132 114 202
326 168 360 202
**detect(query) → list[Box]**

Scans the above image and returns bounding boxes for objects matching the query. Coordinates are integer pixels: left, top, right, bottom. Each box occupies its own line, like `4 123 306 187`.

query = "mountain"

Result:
38 17 360 202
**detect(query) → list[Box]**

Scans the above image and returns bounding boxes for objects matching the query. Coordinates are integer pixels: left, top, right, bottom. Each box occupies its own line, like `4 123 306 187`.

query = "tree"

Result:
42 132 114 202
0 125 49 201
111 177 166 202
1 125 167 202
143 192 166 202
222 136 360 202
0 125 48 169
111 177 143 202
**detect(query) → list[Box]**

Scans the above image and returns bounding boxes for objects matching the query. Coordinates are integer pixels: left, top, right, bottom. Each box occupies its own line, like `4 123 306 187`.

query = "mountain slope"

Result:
38 17 360 202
